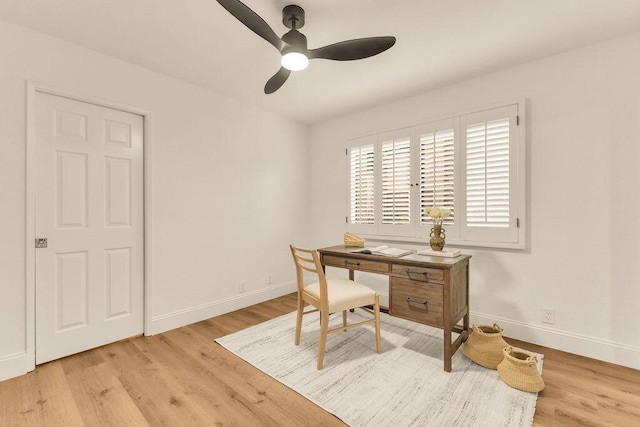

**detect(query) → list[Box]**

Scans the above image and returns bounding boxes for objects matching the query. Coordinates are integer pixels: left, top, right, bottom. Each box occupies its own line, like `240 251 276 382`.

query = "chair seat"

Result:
304 279 376 313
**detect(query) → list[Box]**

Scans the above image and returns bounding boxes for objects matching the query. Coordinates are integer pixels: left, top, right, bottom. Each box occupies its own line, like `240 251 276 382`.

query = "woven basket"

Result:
497 346 545 392
343 232 365 247
462 324 508 369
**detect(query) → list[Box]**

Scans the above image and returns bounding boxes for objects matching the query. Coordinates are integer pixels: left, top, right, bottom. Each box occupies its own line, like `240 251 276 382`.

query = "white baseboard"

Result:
0 352 30 383
150 281 297 335
470 311 640 370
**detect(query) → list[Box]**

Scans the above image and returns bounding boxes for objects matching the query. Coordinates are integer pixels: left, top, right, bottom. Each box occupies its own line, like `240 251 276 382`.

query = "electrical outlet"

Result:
239 281 246 293
266 275 273 286
541 308 555 324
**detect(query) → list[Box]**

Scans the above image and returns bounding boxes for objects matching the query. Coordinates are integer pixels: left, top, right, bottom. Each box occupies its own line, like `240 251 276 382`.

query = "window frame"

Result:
346 99 526 250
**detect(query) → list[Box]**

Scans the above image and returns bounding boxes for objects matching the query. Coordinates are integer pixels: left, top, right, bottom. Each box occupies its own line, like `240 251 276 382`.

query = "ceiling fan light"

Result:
281 51 309 71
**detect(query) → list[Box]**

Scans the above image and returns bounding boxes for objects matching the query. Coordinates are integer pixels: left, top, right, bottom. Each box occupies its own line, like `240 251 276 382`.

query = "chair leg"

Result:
342 310 347 329
317 311 329 370
295 296 304 346
374 294 381 354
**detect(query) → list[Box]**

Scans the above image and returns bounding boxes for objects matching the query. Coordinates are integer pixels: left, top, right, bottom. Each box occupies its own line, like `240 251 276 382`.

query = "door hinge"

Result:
516 115 520 126
345 216 348 223
345 148 348 155
516 218 520 228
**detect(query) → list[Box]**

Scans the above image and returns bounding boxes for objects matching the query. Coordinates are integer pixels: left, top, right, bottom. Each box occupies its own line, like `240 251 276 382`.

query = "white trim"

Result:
25 82 37 374
0 352 30 382
346 97 527 142
143 113 153 336
470 311 640 370
150 282 298 335
30 82 151 116
25 81 152 370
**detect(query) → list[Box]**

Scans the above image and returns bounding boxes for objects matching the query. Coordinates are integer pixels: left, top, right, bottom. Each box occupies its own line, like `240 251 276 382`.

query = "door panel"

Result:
35 92 144 364
56 251 89 330
105 156 132 226
105 247 133 319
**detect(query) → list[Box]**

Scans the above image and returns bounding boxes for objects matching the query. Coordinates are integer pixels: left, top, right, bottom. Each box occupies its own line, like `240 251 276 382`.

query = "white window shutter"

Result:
349 144 375 225
347 136 377 235
420 128 456 226
461 104 520 244
378 129 414 237
466 118 510 227
344 100 525 249
381 138 411 224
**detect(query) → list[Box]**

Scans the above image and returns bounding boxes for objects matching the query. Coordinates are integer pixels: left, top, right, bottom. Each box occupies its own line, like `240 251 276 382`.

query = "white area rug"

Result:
216 310 541 426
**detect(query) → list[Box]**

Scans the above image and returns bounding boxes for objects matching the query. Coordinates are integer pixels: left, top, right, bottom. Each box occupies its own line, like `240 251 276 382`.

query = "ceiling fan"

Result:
216 0 396 94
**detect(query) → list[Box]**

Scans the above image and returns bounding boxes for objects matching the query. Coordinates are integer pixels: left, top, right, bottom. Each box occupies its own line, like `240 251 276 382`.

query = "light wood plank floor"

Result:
1 293 639 426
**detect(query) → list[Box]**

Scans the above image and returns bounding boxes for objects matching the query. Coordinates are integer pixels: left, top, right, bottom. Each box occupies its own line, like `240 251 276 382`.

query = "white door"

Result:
34 92 144 364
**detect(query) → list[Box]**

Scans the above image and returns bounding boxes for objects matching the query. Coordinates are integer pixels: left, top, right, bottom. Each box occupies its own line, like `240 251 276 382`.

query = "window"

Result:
346 101 525 249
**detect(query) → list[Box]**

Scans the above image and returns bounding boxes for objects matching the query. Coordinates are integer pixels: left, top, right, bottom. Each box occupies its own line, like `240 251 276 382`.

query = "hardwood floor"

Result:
1 294 639 426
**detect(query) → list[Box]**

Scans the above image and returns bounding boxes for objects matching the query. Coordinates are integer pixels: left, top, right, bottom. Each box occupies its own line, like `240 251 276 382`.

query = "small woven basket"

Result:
497 346 545 392
462 323 508 369
343 232 365 247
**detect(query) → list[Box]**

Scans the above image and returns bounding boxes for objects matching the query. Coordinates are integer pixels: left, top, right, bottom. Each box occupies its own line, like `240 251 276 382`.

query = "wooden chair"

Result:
290 245 381 369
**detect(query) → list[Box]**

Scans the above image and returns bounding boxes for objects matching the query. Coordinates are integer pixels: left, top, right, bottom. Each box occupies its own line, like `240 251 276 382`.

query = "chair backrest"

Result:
290 245 328 302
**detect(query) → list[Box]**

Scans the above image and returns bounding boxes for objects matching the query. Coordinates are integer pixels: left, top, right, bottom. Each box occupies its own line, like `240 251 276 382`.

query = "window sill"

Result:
357 234 526 251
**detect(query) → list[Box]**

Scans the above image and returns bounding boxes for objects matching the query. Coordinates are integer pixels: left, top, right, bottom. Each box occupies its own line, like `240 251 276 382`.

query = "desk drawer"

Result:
391 264 444 284
322 255 389 274
390 277 443 326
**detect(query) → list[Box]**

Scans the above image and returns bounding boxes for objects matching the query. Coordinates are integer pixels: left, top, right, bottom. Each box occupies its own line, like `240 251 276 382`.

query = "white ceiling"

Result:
2 0 640 124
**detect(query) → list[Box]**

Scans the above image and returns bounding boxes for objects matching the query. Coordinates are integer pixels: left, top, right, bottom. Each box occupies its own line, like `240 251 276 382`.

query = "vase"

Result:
430 224 445 251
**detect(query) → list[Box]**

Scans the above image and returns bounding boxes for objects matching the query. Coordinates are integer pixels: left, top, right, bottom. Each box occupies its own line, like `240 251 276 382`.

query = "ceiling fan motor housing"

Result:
283 5 305 29
282 29 308 51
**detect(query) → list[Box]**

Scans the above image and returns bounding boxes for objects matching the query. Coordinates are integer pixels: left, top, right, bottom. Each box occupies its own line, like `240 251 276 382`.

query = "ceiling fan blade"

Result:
216 0 283 51
264 67 291 94
308 36 396 61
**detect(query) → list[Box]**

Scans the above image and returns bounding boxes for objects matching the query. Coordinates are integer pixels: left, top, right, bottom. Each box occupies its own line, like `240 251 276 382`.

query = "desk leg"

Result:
349 269 356 313
463 311 469 339
443 329 452 373
443 272 453 372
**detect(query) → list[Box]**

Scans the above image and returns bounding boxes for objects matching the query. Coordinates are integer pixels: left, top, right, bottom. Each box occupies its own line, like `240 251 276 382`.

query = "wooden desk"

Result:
317 245 471 372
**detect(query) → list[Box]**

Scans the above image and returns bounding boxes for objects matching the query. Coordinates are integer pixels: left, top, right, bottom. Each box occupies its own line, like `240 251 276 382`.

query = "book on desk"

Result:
417 248 461 258
349 245 414 258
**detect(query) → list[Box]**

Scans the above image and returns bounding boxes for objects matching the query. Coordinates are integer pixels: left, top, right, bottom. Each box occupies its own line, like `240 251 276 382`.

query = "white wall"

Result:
309 31 640 369
0 19 307 381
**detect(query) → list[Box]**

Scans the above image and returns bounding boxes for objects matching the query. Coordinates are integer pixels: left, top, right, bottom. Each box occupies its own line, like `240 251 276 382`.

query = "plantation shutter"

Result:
344 100 524 248
349 143 375 225
381 137 411 224
420 127 455 227
466 118 509 227
461 104 519 243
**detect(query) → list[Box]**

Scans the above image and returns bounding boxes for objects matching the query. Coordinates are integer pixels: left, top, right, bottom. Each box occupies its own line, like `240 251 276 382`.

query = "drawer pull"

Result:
344 261 361 267
406 268 427 276
406 297 428 306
